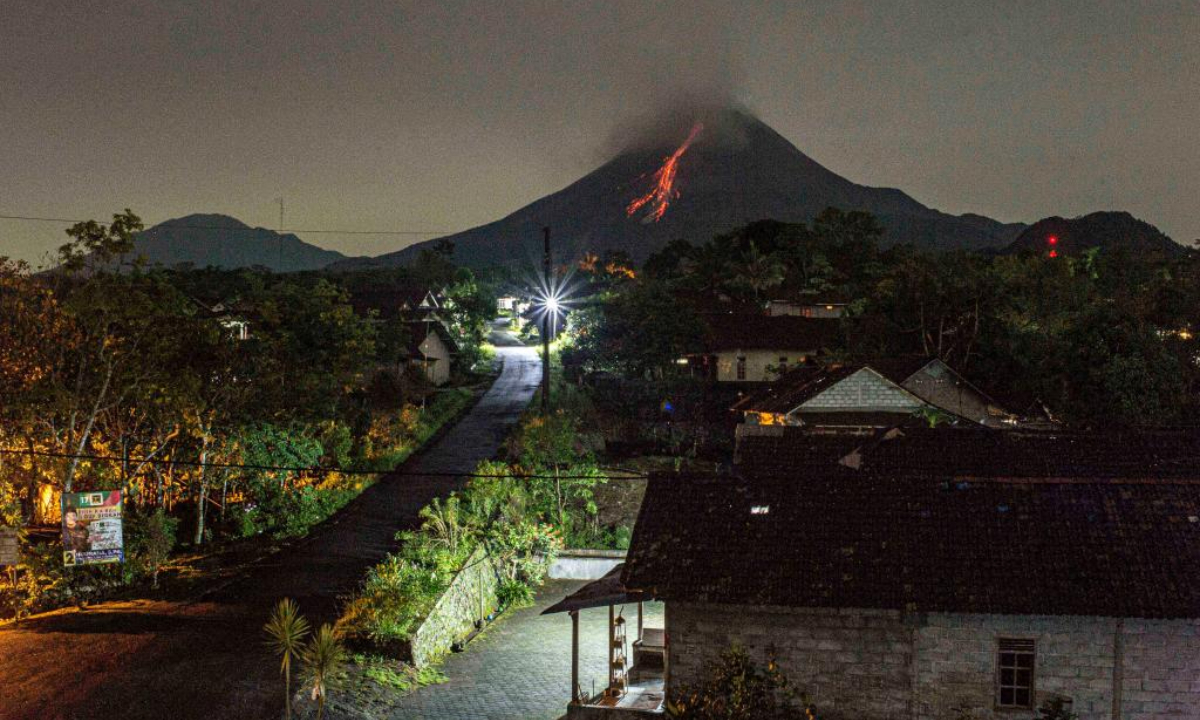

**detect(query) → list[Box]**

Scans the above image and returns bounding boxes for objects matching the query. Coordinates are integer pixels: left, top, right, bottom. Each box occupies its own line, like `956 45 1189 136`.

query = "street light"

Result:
537 289 565 414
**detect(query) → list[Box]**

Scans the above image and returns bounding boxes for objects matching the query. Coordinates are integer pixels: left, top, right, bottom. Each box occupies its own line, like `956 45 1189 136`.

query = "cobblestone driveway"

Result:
386 580 665 720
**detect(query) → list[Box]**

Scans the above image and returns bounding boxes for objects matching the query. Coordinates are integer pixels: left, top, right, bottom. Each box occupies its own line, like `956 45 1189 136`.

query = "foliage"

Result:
1037 697 1079 720
496 579 534 609
300 623 347 720
127 508 179 588
264 598 311 720
666 645 817 720
1 212 490 619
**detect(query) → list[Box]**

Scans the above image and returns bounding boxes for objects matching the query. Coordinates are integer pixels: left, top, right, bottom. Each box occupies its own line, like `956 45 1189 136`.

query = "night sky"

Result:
2 0 1197 264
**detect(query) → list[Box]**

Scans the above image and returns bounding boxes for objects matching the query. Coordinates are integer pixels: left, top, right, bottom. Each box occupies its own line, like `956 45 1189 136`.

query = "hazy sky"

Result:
2 0 1197 264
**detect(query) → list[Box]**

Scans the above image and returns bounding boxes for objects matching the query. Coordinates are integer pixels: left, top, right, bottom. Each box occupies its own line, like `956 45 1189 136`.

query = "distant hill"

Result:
336 108 1026 270
126 214 347 272
1001 211 1186 257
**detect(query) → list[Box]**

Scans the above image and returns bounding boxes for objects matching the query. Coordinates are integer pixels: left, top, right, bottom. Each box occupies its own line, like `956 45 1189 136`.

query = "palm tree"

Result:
301 624 347 720
732 242 786 304
264 598 310 720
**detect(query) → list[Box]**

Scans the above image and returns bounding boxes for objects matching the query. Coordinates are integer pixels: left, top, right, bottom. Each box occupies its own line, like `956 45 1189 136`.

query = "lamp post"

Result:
542 226 552 414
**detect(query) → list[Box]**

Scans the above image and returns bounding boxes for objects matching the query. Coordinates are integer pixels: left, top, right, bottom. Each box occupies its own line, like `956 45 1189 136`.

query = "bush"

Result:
496 579 534 609
127 507 179 587
667 645 816 720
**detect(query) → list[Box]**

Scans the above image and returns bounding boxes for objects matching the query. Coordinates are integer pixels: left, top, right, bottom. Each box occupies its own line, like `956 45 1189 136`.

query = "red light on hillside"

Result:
1048 235 1058 245
1048 249 1058 258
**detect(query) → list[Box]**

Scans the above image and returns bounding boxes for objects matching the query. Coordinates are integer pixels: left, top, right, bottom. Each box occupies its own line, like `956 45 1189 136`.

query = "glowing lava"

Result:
626 122 703 223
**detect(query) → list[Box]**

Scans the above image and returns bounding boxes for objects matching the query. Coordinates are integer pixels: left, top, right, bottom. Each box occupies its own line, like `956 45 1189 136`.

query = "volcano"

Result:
348 109 1026 269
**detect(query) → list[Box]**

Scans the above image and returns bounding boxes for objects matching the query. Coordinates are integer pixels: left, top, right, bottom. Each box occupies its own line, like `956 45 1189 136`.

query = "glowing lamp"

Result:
544 296 560 313
1048 235 1058 245
1048 250 1058 258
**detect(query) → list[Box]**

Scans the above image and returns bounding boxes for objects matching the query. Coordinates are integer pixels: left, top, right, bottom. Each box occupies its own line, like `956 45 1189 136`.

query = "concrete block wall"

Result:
667 604 1200 720
669 603 912 719
913 614 1117 720
1120 619 1200 719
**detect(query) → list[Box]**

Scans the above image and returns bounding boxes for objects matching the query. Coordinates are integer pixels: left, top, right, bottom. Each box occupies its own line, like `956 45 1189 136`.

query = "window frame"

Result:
995 637 1036 710
736 356 747 380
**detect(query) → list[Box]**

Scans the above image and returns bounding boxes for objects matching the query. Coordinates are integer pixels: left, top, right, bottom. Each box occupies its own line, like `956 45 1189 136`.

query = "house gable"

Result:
794 367 924 414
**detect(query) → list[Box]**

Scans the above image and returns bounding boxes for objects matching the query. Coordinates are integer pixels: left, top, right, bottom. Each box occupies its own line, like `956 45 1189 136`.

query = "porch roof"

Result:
542 564 649 615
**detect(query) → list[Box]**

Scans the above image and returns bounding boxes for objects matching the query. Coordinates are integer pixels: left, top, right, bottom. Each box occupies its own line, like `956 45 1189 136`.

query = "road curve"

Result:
0 345 540 720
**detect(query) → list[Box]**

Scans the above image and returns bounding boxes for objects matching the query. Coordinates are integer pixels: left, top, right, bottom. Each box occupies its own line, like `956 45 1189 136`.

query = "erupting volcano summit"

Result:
350 108 1026 269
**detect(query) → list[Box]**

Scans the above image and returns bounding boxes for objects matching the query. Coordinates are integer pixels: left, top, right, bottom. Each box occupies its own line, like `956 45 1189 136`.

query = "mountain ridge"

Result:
336 109 1028 269
128 213 348 272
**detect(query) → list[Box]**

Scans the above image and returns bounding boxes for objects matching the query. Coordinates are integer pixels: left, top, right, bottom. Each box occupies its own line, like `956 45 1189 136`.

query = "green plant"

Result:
300 624 347 720
496 579 534 609
666 645 814 720
130 508 178 588
264 598 311 720
1037 697 1078 720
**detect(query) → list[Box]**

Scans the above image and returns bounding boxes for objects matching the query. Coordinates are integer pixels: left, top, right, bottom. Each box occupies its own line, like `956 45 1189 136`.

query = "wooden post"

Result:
608 604 616 690
571 610 580 703
637 601 644 642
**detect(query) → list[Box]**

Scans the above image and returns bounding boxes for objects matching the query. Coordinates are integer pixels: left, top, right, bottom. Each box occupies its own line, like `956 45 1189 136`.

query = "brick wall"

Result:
667 603 1200 720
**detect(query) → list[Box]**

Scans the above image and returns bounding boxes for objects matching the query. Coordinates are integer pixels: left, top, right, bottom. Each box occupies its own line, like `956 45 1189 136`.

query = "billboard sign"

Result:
62 490 124 566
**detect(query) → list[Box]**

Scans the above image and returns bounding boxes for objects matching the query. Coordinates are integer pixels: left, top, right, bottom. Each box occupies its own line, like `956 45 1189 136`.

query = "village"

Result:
3 4 1200 720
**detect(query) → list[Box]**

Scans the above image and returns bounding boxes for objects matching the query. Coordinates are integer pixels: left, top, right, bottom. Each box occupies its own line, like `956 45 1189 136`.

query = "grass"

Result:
345 653 448 708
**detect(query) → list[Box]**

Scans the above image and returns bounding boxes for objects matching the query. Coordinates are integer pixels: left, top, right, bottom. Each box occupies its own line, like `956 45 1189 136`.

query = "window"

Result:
997 639 1035 709
736 356 747 380
778 357 788 374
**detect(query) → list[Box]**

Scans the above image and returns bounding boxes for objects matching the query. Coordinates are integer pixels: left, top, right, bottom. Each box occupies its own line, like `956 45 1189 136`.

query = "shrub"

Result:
496 579 534 609
666 645 816 720
127 507 179 588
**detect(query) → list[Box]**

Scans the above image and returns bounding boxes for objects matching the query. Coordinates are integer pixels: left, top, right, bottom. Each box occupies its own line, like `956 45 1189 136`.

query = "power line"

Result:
0 447 648 480
0 214 456 236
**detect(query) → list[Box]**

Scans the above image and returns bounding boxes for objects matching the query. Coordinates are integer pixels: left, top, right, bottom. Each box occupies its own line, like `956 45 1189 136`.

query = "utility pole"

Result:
276 197 284 271
542 225 551 414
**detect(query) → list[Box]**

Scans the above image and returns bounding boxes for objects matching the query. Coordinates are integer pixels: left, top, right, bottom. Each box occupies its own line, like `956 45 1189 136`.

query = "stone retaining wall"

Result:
409 546 501 668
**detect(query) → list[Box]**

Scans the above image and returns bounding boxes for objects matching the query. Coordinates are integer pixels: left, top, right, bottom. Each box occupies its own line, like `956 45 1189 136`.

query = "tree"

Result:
300 624 346 720
264 598 310 720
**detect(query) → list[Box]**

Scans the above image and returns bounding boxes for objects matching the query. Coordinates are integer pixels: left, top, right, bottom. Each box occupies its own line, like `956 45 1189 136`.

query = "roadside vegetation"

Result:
0 210 495 620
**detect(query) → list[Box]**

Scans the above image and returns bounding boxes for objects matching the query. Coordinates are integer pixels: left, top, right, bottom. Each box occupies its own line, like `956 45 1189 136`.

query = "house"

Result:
191 297 251 340
349 285 443 321
733 357 1014 431
686 315 841 382
766 298 848 318
404 320 457 386
617 427 1200 720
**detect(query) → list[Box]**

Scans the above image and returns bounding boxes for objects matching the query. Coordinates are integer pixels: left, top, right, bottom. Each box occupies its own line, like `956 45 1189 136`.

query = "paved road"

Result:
383 581 665 720
0 346 541 720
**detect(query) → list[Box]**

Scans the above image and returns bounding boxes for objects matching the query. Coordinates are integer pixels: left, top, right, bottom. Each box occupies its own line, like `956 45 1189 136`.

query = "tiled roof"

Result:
731 364 861 414
349 286 438 319
624 428 1200 618
701 315 842 353
844 425 1200 479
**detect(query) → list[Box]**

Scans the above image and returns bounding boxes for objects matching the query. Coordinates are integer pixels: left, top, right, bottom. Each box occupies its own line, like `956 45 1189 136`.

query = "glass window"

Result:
997 639 1035 709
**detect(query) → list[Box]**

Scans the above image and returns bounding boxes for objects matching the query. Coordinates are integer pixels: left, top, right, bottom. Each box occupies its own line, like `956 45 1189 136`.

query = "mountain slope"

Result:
1001 211 1185 257
346 109 1026 269
130 214 347 272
